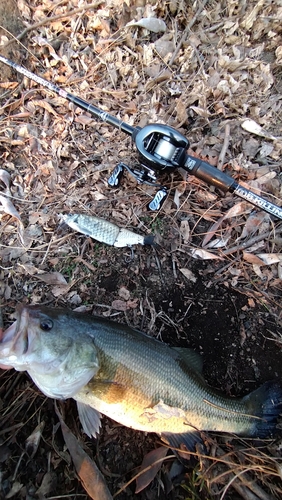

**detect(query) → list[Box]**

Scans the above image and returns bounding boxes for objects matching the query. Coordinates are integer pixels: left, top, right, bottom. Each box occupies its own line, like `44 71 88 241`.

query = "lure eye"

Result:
40 319 53 331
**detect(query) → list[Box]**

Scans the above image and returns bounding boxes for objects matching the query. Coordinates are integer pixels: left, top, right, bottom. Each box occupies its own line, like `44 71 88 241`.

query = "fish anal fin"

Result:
86 380 127 404
172 347 204 374
161 431 206 462
76 401 101 438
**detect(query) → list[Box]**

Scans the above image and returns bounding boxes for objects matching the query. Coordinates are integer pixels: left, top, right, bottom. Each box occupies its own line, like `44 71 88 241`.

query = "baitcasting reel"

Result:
108 123 238 211
108 124 190 210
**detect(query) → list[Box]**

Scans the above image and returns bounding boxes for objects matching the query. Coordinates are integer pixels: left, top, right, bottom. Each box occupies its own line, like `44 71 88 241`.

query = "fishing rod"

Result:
0 54 282 219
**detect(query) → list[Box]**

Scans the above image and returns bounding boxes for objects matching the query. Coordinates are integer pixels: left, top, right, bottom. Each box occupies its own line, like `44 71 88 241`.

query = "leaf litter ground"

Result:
0 0 282 499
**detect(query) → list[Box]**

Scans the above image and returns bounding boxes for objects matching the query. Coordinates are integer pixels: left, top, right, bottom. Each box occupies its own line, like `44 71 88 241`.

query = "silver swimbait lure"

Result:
61 213 154 247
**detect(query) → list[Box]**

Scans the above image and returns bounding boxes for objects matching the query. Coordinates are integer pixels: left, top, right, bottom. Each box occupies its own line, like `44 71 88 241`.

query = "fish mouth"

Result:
0 304 29 369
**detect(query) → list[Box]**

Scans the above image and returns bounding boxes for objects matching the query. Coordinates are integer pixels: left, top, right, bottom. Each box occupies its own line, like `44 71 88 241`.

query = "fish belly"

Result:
74 390 195 434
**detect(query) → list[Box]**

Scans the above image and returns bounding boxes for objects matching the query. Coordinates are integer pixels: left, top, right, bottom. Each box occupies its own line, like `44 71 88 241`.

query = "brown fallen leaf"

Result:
0 194 25 244
25 421 45 458
0 194 22 222
179 268 197 283
111 299 128 311
126 17 166 33
34 271 68 286
55 403 113 500
36 471 57 499
242 252 265 266
5 481 24 499
135 446 168 494
256 253 282 265
191 248 223 260
118 286 131 300
202 202 247 247
179 220 190 244
241 118 278 141
0 168 12 193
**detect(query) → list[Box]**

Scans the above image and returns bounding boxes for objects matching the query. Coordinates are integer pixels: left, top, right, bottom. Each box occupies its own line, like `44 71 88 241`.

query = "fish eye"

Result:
40 319 53 331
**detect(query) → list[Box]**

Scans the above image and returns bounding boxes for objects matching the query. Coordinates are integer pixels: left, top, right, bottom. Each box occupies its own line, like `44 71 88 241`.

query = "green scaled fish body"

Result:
62 213 154 247
0 305 281 447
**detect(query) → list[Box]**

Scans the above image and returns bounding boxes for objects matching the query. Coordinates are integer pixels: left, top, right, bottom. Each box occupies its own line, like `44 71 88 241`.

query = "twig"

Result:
153 247 165 285
214 447 275 500
169 0 209 66
222 227 282 256
2 1 103 49
217 124 230 171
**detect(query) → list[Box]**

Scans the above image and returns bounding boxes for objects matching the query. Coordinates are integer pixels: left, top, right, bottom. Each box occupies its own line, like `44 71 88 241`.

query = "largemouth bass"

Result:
61 213 154 247
0 305 281 450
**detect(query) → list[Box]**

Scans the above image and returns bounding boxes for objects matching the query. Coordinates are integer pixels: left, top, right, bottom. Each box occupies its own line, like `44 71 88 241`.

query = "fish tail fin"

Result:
244 381 282 438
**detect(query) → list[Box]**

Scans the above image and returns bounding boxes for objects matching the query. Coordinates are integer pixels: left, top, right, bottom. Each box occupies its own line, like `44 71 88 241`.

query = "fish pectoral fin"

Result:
172 347 203 374
76 401 101 438
87 380 127 404
161 431 206 461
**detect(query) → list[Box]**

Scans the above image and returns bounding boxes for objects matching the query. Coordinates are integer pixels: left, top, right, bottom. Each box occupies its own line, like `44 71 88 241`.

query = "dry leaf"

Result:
205 233 231 249
36 471 57 498
278 262 282 280
35 272 68 286
0 81 18 90
0 194 22 221
239 212 268 240
0 169 11 194
19 263 42 275
32 36 62 60
202 202 247 247
179 220 190 244
179 268 197 282
32 272 69 297
118 286 130 300
256 253 282 265
0 194 25 244
25 422 45 458
154 36 175 58
191 249 223 260
135 446 168 493
241 119 277 140
111 299 128 311
55 403 113 500
5 482 24 499
75 115 94 125
33 99 58 116
252 264 264 278
275 46 282 64
176 98 188 123
241 0 265 30
242 252 265 266
126 18 166 33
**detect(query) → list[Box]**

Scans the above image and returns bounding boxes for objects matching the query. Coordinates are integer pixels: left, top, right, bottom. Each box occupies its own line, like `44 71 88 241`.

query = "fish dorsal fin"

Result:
76 401 101 438
172 347 203 374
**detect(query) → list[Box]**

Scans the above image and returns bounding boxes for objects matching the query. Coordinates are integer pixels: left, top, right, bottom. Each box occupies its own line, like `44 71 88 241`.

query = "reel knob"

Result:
108 162 125 187
148 188 168 211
